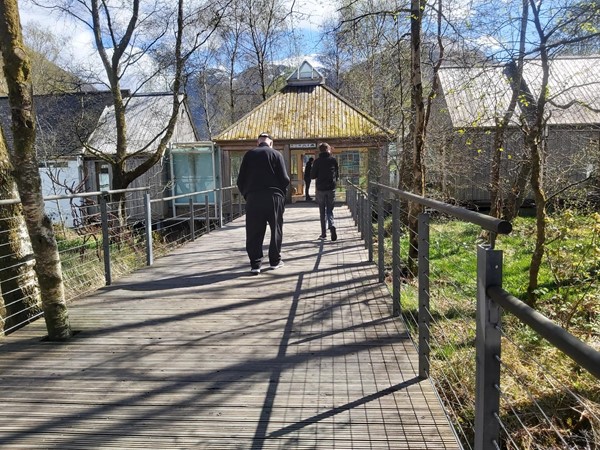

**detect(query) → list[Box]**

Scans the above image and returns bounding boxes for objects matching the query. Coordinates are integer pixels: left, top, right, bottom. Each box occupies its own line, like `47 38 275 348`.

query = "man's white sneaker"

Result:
269 261 284 270
250 268 261 275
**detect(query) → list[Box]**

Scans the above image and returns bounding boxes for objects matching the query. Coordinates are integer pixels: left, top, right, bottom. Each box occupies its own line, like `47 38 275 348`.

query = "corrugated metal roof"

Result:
86 93 196 154
438 56 600 128
0 91 115 157
215 84 394 141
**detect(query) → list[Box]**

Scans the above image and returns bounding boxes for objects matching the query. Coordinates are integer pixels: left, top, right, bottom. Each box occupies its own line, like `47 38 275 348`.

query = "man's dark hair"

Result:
318 142 330 153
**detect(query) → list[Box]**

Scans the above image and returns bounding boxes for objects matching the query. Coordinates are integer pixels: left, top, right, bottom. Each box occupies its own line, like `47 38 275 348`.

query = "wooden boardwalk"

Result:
0 203 461 449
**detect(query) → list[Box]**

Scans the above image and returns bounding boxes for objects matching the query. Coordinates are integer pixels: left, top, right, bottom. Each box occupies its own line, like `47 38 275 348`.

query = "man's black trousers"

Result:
245 190 285 269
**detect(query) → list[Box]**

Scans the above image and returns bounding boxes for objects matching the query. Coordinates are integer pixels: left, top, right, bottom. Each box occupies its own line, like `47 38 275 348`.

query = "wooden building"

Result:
0 91 199 225
214 61 395 202
429 56 600 205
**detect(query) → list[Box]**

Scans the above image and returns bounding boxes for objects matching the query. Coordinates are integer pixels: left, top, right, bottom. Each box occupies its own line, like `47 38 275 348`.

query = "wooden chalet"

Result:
214 61 395 202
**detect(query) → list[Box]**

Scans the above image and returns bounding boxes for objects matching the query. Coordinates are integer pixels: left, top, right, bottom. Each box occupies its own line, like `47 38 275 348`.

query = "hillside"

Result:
0 47 93 95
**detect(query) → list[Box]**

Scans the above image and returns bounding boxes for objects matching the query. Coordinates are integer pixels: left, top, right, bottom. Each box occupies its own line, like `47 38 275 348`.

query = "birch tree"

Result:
0 128 43 334
238 0 295 101
0 0 71 340
33 0 227 220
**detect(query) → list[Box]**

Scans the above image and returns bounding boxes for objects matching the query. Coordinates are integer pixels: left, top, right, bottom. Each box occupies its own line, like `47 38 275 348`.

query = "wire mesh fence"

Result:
0 186 244 336
347 181 600 450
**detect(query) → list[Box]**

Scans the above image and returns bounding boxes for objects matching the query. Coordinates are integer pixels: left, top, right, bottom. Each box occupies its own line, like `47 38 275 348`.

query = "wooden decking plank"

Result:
0 204 460 449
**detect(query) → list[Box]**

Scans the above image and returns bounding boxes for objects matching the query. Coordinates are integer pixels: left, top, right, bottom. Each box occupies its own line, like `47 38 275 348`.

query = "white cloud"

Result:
19 3 164 91
19 1 337 89
293 0 339 30
287 0 339 55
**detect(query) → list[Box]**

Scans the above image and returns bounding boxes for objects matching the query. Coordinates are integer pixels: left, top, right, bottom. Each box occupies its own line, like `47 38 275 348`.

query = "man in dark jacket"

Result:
237 133 290 274
310 142 339 241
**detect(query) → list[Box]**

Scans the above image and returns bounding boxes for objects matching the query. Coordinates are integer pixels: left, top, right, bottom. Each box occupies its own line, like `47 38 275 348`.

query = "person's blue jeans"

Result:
316 189 335 236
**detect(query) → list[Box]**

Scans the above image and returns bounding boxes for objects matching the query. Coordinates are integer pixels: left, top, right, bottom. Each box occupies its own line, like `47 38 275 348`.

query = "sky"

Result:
18 0 339 90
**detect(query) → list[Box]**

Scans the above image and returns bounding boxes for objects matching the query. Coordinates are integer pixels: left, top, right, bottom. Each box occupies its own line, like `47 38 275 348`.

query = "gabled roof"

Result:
215 83 394 141
286 60 325 86
86 93 198 154
0 91 116 158
438 56 600 128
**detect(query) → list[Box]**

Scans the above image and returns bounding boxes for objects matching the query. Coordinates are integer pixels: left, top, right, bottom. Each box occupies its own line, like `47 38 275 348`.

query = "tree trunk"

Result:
526 133 547 306
491 0 529 224
0 128 42 334
0 0 71 340
503 156 532 220
501 55 537 222
407 0 426 273
525 2 553 305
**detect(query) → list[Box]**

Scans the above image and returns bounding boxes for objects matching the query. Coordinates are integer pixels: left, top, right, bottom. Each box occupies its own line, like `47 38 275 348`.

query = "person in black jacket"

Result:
310 142 339 241
304 157 314 201
237 133 290 274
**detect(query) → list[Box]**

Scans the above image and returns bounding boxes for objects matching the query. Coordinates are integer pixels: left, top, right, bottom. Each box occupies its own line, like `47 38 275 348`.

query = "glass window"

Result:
338 150 363 186
171 146 216 204
230 152 244 185
99 164 110 191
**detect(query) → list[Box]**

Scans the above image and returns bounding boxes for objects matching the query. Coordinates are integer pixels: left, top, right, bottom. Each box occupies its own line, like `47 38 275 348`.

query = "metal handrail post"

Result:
346 186 352 215
229 188 233 223
145 192 154 266
100 193 112 285
367 186 373 262
475 244 502 450
218 189 224 228
377 188 385 282
352 187 357 220
356 191 366 236
238 192 243 218
418 212 430 379
205 195 210 233
189 198 195 241
392 200 401 317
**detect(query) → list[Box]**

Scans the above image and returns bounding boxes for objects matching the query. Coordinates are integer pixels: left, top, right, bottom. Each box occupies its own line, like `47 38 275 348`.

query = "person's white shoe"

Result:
269 261 284 270
250 268 261 275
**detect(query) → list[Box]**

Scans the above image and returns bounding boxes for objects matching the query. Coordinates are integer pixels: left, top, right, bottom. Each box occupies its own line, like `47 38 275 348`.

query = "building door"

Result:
290 149 317 201
290 150 303 199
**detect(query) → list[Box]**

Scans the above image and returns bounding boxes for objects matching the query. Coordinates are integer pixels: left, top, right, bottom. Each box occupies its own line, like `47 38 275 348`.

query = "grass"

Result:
58 227 185 303
383 211 600 449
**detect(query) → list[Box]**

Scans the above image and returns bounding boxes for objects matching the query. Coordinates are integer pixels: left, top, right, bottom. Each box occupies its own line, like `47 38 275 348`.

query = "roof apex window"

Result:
287 60 325 86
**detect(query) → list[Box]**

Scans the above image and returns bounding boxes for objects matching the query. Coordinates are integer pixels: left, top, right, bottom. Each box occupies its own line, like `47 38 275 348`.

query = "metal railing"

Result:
346 181 600 450
0 185 244 334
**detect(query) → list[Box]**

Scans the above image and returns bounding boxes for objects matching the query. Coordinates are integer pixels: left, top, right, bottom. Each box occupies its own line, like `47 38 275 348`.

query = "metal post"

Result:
205 195 210 233
218 189 224 228
418 213 430 379
145 192 153 266
357 192 363 236
392 200 401 317
346 186 352 215
367 187 373 262
100 193 112 285
475 244 503 450
355 189 359 223
229 188 233 223
238 192 243 218
189 198 195 241
377 188 385 282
